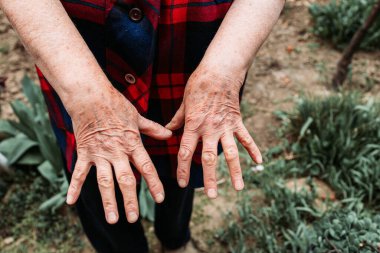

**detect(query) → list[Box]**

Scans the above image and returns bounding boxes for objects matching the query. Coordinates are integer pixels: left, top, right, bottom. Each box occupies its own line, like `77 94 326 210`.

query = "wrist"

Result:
194 60 246 88
59 76 115 117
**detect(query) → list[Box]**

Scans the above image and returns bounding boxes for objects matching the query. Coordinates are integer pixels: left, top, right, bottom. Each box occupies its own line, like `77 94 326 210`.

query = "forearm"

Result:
0 0 112 114
200 0 285 80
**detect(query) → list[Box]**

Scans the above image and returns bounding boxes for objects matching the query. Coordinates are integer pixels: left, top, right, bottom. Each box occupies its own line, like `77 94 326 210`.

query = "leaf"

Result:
22 75 44 108
59 178 68 192
37 160 59 185
34 129 61 170
139 179 155 222
0 133 37 165
299 117 313 140
273 110 289 121
17 148 44 165
0 119 18 137
39 192 66 212
10 100 37 140
33 103 62 171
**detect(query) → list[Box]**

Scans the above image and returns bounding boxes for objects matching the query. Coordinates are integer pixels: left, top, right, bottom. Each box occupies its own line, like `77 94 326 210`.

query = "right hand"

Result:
65 86 172 224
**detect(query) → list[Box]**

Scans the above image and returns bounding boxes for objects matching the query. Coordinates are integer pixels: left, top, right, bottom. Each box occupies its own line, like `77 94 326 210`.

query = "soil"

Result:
0 1 379 252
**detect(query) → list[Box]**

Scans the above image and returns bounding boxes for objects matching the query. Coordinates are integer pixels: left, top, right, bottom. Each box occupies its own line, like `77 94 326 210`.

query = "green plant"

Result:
218 92 380 252
309 211 380 253
217 168 322 253
0 170 85 252
139 178 155 221
287 93 380 208
309 0 380 50
0 76 67 211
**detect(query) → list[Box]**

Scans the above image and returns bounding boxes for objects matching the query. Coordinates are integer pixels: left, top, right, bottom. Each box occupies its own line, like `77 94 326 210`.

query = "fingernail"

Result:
128 212 138 223
235 180 244 191
257 155 263 164
207 189 218 198
156 193 165 203
178 179 187 188
108 212 117 223
66 195 74 204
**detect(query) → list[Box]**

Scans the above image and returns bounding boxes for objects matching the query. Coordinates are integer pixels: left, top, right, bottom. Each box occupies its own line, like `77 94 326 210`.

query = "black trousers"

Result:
72 167 195 253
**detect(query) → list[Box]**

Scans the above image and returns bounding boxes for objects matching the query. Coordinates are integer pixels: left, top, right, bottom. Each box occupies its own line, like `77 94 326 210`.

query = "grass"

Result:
217 92 380 252
309 0 380 50
0 169 85 252
287 93 380 208
1 89 379 252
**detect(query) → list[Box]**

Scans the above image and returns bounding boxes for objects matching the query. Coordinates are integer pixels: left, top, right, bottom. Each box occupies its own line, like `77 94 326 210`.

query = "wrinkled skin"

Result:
66 87 172 224
166 68 262 198
66 68 262 225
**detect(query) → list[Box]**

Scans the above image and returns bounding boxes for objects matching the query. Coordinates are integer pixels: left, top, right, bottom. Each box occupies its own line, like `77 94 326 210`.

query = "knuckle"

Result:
225 146 238 161
148 179 161 193
211 116 222 128
152 122 162 131
117 173 135 187
72 170 85 183
202 151 217 166
185 115 202 131
124 131 141 153
103 200 114 211
68 183 78 193
141 162 154 175
97 175 113 188
178 147 191 161
125 202 138 211
170 119 177 126
205 176 217 185
185 115 197 125
241 136 253 146
177 166 188 177
230 167 241 177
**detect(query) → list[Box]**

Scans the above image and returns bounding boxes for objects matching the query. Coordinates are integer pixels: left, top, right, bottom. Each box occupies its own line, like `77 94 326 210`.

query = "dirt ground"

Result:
1 1 379 252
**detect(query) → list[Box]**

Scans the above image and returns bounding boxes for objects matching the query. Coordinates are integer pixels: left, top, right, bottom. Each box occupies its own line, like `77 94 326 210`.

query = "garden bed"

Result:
1 1 380 252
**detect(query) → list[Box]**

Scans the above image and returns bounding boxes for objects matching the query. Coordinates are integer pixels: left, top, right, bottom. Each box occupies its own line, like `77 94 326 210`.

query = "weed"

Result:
309 0 380 50
219 92 380 252
0 76 67 211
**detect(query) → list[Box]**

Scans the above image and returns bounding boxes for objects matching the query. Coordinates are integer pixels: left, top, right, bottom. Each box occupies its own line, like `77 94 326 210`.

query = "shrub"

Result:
0 76 67 211
217 175 321 253
218 93 380 252
309 211 380 253
309 0 380 50
0 169 84 252
287 93 380 208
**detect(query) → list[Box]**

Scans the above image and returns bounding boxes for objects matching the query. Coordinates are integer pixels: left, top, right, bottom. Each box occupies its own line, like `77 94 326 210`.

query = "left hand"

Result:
166 68 262 198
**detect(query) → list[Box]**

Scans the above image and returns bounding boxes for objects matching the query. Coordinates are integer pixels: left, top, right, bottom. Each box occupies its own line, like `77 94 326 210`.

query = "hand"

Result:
65 86 172 224
166 68 262 198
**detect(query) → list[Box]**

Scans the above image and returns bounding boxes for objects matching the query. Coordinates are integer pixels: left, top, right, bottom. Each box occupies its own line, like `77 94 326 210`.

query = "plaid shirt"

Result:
38 0 233 186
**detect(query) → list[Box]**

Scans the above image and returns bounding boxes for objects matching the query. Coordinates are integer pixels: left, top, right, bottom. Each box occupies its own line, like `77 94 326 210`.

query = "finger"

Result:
165 103 185 130
113 159 139 223
221 133 244 191
177 130 199 188
235 123 262 164
201 136 219 199
138 115 172 140
96 159 119 224
131 147 165 204
67 156 91 205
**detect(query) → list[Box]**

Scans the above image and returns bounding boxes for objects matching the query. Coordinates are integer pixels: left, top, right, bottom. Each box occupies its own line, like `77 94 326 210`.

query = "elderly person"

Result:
0 0 284 252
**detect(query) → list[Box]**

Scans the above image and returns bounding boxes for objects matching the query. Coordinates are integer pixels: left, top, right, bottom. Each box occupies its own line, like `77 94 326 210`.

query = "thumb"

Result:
138 116 172 140
166 103 185 130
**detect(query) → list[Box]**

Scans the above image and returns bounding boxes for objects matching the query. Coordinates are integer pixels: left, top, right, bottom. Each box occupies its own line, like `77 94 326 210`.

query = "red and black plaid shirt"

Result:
38 0 233 186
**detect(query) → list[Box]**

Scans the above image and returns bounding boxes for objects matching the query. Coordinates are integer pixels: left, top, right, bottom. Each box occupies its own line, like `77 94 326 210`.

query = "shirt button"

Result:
125 73 136 84
129 8 143 22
